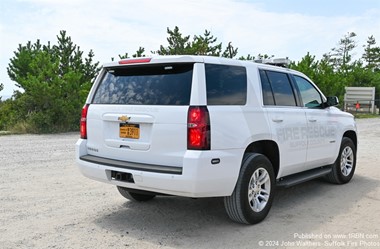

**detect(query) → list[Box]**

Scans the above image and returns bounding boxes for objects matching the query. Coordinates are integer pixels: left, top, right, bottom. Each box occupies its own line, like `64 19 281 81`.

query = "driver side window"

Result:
293 75 323 108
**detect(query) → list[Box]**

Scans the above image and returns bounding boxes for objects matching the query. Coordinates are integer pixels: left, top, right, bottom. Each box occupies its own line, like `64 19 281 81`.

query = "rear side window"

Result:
205 64 247 105
92 63 193 105
259 70 275 105
265 71 297 106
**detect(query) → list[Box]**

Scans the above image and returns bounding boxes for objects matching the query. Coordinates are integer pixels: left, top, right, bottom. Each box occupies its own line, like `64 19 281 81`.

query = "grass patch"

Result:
353 113 380 119
0 122 31 135
9 121 34 134
0 130 13 136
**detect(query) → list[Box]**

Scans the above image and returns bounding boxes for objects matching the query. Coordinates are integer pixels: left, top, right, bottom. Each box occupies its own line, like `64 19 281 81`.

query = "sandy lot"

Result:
1 118 380 249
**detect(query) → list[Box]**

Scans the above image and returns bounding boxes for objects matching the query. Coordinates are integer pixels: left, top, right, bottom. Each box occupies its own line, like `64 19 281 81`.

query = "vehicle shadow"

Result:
93 174 379 248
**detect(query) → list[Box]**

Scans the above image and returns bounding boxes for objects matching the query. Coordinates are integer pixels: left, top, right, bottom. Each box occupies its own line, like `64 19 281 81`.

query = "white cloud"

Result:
1 0 379 96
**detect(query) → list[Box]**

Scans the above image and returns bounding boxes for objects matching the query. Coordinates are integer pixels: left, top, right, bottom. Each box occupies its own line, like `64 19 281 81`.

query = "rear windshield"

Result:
92 63 193 105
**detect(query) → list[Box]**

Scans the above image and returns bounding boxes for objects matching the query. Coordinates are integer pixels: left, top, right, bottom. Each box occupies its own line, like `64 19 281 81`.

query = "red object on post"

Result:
355 102 360 110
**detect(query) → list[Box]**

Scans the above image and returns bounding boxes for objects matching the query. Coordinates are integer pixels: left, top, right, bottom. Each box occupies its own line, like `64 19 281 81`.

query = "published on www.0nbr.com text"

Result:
258 233 380 247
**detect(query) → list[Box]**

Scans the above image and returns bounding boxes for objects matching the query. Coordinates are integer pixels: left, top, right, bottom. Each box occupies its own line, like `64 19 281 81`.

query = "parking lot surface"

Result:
1 118 380 248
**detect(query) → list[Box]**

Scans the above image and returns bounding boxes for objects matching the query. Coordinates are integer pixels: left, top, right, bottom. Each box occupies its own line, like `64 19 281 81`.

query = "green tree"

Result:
238 54 255 61
0 98 13 130
290 52 318 81
119 27 241 59
0 83 3 102
117 47 146 60
291 53 345 102
256 54 274 60
238 54 275 61
5 30 100 133
133 47 145 57
190 30 222 56
155 26 239 58
324 32 357 74
315 57 345 100
362 35 380 69
222 42 238 58
156 26 192 55
118 52 129 60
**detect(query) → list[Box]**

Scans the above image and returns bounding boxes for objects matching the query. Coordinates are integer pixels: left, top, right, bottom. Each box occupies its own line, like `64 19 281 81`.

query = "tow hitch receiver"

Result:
111 171 135 183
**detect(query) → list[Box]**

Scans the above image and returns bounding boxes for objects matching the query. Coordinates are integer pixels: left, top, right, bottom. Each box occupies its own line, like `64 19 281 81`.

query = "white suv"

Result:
76 56 357 224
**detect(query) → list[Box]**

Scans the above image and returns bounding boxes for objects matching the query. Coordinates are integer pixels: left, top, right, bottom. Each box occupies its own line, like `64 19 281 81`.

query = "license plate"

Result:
120 124 140 139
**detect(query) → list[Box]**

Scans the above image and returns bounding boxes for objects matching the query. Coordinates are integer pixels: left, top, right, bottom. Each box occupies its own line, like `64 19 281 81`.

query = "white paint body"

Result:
76 56 357 197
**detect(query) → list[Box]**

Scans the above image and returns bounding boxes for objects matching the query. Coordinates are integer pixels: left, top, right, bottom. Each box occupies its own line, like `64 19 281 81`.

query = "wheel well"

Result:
244 140 279 177
343 130 357 149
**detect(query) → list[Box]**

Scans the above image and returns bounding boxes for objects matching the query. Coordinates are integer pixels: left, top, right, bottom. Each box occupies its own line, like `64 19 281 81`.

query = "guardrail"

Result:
344 99 379 114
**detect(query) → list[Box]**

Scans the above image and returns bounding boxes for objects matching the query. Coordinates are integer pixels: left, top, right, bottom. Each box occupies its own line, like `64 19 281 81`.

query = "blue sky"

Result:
1 0 380 97
255 0 379 16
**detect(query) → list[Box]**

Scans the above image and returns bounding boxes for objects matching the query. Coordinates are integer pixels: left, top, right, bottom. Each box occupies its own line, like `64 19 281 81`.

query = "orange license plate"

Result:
120 124 140 139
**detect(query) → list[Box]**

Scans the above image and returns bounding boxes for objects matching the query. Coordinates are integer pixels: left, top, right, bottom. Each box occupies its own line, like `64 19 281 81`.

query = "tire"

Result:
224 153 275 224
326 137 356 184
117 186 156 202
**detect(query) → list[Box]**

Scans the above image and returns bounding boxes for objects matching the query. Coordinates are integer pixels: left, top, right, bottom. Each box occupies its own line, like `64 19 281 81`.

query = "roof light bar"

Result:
254 58 291 68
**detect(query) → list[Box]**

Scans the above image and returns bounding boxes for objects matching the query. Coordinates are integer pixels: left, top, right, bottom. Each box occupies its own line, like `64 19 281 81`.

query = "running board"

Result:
276 166 332 188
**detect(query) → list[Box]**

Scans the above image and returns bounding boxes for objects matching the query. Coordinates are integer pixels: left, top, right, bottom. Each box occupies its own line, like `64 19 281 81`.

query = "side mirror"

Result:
326 96 339 107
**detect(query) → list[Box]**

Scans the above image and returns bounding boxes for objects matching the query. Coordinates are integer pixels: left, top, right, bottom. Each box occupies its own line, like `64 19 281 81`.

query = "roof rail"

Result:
254 58 291 68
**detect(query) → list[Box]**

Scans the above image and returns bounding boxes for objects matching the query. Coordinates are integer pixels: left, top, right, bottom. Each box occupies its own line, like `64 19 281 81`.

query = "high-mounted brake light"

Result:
187 106 210 150
118 58 152 65
80 104 89 139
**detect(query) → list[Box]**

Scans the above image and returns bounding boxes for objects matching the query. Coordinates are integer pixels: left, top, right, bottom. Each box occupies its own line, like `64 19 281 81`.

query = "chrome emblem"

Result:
118 115 131 123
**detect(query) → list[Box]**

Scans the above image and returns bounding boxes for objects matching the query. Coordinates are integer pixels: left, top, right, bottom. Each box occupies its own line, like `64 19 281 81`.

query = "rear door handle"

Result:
272 118 283 123
308 118 317 122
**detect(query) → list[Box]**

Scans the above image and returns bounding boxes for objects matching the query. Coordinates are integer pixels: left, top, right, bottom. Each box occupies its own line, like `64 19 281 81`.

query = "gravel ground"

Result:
1 118 380 249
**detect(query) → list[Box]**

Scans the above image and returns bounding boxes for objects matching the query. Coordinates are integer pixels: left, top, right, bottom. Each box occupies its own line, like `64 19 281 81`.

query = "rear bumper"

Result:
76 139 242 197
80 154 183 175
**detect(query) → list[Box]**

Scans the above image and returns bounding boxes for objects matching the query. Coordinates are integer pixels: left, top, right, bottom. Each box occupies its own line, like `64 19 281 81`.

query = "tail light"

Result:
80 104 89 139
187 106 210 150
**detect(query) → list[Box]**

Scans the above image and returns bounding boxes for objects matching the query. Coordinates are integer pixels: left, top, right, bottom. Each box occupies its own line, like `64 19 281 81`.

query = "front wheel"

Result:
326 137 356 184
224 153 275 224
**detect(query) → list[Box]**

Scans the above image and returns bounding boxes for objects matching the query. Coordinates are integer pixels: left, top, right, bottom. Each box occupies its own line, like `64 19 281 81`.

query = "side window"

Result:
259 70 275 105
205 64 247 105
293 75 323 108
266 71 297 106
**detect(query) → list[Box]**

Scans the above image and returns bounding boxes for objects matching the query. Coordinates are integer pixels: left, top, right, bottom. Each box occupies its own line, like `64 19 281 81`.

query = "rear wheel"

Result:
224 153 275 224
117 186 156 202
326 137 356 184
